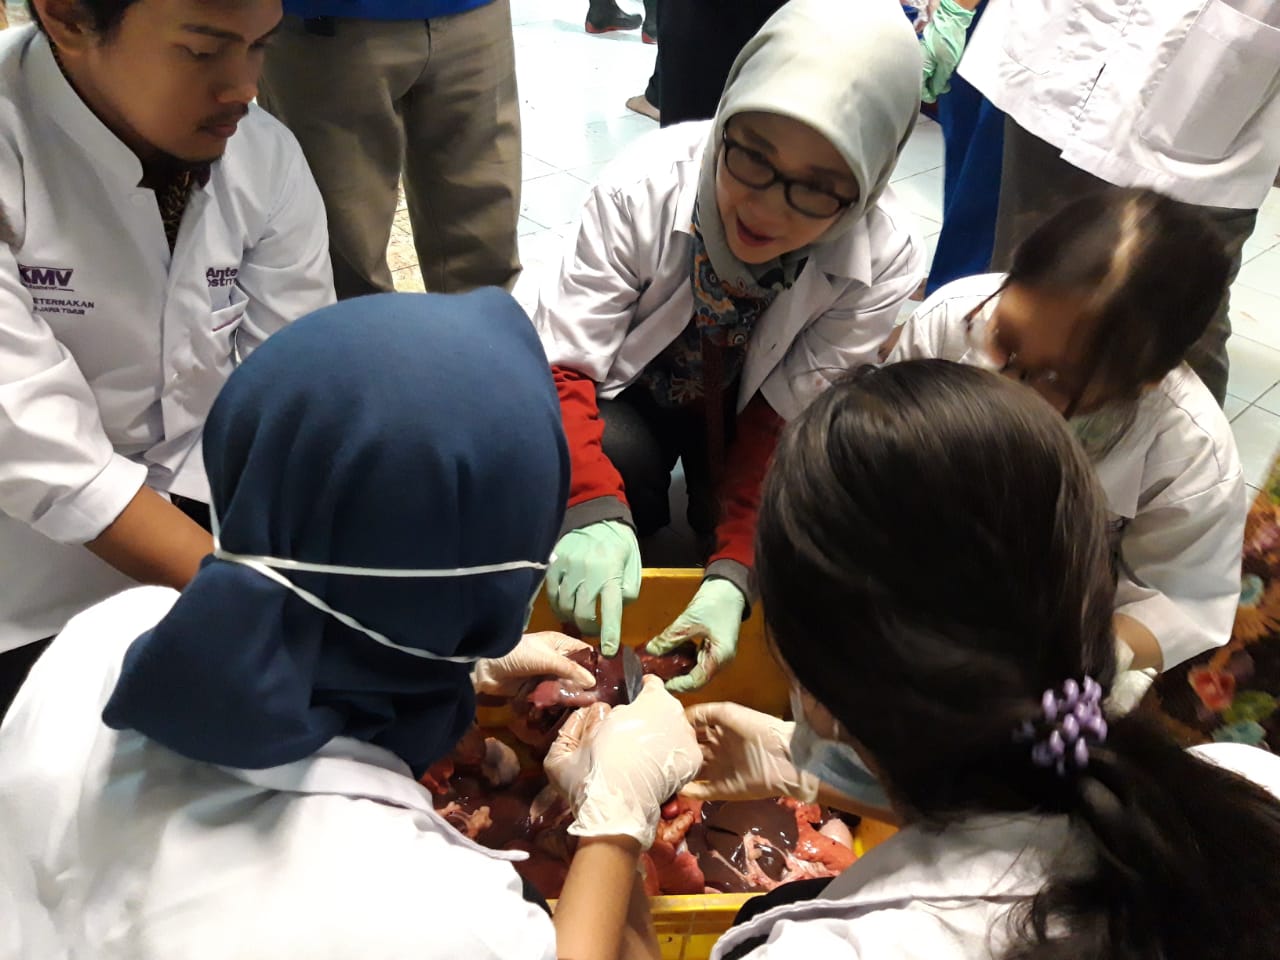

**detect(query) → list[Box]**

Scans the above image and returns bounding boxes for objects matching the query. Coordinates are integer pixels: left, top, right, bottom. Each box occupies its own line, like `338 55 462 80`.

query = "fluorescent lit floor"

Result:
390 0 1280 493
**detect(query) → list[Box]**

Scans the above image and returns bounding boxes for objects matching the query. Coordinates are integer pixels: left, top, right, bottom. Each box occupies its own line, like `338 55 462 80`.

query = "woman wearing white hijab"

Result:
535 0 925 691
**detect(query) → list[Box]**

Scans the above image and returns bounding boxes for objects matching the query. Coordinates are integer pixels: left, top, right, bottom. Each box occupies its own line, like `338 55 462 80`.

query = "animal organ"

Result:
431 646 857 898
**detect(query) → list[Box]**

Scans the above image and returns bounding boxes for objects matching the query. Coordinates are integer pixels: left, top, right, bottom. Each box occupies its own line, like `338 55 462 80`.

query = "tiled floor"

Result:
391 0 1280 491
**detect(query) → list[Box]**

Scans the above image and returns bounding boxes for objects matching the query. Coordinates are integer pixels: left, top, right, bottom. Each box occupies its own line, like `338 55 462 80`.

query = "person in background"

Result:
0 289 699 960
624 0 659 121
0 0 333 716
887 189 1246 706
644 0 786 128
536 0 925 692
958 0 1280 404
628 0 977 133
257 0 520 298
686 360 1280 960
907 0 980 104
924 0 1006 296
584 0 645 36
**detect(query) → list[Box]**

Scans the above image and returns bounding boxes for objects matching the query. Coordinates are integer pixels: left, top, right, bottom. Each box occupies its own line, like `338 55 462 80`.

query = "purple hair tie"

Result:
1015 676 1107 777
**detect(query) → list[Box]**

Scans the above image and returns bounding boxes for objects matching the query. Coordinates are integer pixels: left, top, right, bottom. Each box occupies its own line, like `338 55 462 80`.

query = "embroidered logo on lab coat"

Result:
206 267 239 289
18 263 75 291
19 263 97 316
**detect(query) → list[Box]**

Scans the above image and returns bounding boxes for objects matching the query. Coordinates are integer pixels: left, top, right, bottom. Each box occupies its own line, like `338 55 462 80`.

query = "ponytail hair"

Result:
1007 715 1280 960
758 360 1280 960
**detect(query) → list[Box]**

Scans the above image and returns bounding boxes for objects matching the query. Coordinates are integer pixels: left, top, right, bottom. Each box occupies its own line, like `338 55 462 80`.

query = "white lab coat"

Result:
958 0 1280 211
711 742 1280 960
0 27 335 653
0 587 557 960
533 122 926 423
889 275 1247 669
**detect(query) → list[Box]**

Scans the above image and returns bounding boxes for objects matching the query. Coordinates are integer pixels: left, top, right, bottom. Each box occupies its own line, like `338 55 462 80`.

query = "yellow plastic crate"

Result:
525 569 895 960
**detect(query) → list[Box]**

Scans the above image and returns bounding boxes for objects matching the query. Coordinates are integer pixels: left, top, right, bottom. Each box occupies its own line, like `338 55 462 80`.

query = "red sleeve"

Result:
709 394 786 572
553 365 629 509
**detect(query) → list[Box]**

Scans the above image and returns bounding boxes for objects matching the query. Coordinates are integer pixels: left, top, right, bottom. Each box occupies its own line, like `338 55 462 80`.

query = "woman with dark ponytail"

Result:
688 360 1280 960
887 188 1247 710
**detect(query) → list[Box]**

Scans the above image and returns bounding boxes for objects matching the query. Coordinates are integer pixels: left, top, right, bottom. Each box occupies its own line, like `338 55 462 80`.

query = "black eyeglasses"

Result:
720 129 857 220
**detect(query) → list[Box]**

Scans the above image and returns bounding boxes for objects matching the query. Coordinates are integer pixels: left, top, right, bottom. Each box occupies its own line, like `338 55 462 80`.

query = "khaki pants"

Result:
992 117 1258 406
258 0 522 298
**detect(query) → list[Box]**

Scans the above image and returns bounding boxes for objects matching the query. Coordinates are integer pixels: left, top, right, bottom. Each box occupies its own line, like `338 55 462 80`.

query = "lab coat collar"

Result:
673 168 700 239
219 737 526 863
811 219 874 286
670 140 875 288
822 814 1075 904
715 814 1078 957
30 31 147 188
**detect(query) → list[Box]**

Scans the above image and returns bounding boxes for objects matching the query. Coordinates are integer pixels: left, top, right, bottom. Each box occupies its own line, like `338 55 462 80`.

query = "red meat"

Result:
509 645 696 752
655 795 703 846
427 649 856 901
525 645 698 712
686 798 858 894
648 839 706 895
790 800 857 873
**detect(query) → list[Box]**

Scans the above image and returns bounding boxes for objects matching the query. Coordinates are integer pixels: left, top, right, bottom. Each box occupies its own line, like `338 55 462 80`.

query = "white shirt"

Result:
958 0 1280 211
0 587 557 960
533 121 926 422
711 742 1280 960
889 275 1247 669
0 27 335 653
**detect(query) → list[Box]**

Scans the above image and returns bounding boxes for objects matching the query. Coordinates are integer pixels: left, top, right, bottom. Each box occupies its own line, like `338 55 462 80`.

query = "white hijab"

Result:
695 0 923 292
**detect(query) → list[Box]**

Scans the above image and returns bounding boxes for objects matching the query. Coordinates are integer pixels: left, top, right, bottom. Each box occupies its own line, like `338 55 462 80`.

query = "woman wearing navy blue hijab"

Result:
0 290 697 960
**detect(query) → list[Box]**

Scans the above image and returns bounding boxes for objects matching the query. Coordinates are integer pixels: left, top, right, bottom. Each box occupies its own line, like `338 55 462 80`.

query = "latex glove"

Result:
646 578 744 692
545 521 642 656
472 631 597 697
682 702 819 803
545 676 701 848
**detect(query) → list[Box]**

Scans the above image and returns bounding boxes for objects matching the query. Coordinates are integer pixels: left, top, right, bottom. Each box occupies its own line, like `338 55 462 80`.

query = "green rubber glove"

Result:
545 520 642 656
646 578 745 693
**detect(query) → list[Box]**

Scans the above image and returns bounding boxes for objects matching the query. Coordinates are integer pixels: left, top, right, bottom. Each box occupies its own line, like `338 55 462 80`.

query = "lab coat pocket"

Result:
204 286 248 373
1000 0 1058 75
1137 0 1280 163
171 288 248 424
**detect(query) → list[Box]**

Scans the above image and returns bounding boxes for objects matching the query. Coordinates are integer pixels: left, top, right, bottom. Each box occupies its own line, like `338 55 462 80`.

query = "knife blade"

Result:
621 646 644 704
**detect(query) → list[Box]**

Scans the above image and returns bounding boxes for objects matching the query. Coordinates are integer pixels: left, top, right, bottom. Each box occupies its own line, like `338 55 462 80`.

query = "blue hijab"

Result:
103 290 569 776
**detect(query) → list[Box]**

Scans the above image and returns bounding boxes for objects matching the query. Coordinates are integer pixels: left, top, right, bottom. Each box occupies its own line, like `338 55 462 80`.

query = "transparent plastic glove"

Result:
682 702 819 803
646 579 745 692
472 631 597 697
545 521 642 656
545 676 701 848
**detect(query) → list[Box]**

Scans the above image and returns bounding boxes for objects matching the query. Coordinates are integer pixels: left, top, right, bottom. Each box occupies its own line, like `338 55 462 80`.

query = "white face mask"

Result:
788 688 890 809
210 505 548 664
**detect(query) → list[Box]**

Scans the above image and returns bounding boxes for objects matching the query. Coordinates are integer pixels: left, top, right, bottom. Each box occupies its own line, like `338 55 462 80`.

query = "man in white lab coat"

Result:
0 0 335 712
959 0 1280 404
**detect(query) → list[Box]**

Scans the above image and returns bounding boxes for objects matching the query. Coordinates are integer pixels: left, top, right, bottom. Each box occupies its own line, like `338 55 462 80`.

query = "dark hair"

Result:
758 360 1280 960
29 0 141 37
1007 188 1230 403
